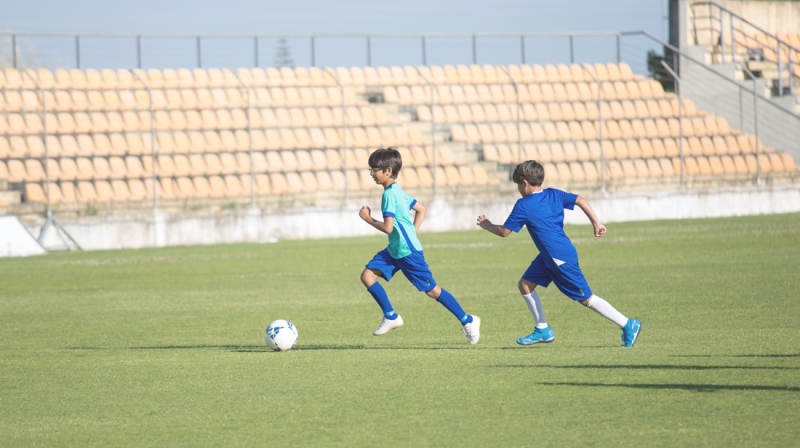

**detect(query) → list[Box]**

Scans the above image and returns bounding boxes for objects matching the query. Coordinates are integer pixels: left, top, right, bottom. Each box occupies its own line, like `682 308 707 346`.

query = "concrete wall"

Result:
716 0 800 34
24 183 800 252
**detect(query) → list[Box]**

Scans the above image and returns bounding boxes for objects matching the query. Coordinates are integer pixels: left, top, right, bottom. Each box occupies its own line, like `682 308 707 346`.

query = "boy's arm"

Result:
574 196 606 237
411 201 426 232
476 215 512 238
359 206 394 234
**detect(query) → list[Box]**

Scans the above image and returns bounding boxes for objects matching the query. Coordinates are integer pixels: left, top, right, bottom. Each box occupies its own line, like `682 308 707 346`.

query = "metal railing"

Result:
691 1 799 96
0 31 624 72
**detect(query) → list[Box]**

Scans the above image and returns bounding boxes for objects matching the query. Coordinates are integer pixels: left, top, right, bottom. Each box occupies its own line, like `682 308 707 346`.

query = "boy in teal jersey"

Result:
359 147 481 344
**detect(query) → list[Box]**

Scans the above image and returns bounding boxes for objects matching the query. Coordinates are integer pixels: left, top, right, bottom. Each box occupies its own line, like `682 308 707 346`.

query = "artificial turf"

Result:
1 213 799 446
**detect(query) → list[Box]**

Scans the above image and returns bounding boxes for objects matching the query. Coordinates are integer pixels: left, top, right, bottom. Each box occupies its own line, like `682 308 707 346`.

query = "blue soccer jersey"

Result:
503 189 579 270
381 183 422 259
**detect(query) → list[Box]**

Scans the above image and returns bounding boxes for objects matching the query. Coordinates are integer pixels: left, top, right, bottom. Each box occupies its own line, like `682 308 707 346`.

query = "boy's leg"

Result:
425 285 472 325
580 295 642 347
361 269 397 319
518 279 549 330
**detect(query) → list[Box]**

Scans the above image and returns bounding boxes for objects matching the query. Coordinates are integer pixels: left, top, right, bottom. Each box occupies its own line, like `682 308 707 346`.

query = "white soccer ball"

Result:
264 319 298 351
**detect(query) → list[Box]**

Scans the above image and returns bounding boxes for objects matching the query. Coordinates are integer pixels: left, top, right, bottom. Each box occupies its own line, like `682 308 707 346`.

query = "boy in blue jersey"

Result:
477 160 642 347
359 147 481 344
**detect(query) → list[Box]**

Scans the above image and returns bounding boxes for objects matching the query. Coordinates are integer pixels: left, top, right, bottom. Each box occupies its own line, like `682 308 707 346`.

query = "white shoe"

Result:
373 315 404 336
462 315 481 344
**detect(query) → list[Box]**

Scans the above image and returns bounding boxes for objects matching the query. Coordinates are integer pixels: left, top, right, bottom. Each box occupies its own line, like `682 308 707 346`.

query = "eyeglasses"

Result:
368 167 385 174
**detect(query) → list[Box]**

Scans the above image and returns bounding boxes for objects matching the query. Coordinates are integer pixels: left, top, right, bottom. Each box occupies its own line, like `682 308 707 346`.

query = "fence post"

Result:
583 65 605 194
11 34 16 69
777 41 782 95
416 67 437 201
730 13 735 63
661 61 684 190
196 37 202 68
421 36 426 66
325 68 349 205
367 36 371 67
740 63 760 185
137 35 142 69
311 36 315 67
569 35 574 64
500 65 521 163
472 34 477 65
131 70 158 218
232 70 255 209
254 36 259 67
75 36 81 69
520 35 525 65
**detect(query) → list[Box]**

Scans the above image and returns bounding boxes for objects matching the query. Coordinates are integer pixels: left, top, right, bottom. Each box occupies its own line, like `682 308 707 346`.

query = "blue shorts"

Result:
366 248 437 292
522 254 593 301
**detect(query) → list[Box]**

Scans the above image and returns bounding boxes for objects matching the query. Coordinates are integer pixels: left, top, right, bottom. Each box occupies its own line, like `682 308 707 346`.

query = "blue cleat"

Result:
620 319 642 347
516 326 555 346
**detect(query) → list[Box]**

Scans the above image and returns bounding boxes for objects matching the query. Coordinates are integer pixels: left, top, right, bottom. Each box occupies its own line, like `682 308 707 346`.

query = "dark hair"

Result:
512 160 545 186
368 147 402 179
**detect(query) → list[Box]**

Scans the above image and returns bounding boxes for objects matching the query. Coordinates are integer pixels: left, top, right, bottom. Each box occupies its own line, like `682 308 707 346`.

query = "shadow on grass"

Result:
69 344 484 352
491 364 800 370
537 382 800 393
673 354 800 358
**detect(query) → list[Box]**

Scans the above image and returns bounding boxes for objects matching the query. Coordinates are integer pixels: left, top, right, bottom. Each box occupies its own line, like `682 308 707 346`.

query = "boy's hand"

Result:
476 215 491 229
593 223 606 238
359 206 371 222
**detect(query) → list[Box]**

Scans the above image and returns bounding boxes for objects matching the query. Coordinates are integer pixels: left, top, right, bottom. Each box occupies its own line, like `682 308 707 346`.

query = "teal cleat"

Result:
620 319 642 347
516 326 555 346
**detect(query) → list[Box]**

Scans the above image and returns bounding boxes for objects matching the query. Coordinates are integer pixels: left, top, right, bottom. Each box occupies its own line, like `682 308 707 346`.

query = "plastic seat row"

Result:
452 116 735 145
2 145 463 182
543 152 797 184
22 163 498 204
0 125 429 157
0 106 398 134
482 134 774 166
417 98 702 124
0 86 366 112
384 79 666 106
0 63 641 92
725 32 800 64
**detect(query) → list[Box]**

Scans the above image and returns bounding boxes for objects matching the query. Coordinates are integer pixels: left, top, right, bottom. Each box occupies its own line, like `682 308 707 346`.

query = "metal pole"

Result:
131 70 158 215
472 34 477 64
232 70 255 209
24 69 83 251
739 85 743 130
520 35 525 64
777 41 782 95
720 8 725 64
421 36 426 66
616 34 620 63
310 36 315 67
137 35 142 69
583 65 605 194
569 35 574 64
790 50 795 96
24 69 51 217
254 36 259 67
367 36 371 67
740 63 760 185
11 34 16 69
500 65 521 163
196 36 202 68
325 68 348 205
730 13 735 63
416 67 437 201
75 36 81 69
661 61 683 190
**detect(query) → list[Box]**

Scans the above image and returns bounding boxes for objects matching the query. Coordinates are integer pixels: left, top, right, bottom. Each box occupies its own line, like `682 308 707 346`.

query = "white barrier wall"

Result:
26 184 800 251
0 215 47 257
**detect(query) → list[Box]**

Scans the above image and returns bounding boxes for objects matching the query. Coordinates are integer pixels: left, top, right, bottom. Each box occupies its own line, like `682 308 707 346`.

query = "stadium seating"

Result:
1 62 796 207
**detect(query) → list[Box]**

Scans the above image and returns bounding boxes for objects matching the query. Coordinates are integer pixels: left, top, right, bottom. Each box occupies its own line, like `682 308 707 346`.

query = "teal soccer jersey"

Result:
381 183 422 259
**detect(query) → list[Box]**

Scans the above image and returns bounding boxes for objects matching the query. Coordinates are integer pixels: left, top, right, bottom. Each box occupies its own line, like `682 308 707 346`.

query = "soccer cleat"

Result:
620 319 642 347
516 326 555 346
462 315 481 344
373 315 404 336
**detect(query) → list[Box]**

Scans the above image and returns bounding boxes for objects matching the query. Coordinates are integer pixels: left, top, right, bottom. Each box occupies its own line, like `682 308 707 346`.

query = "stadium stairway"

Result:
1 63 798 220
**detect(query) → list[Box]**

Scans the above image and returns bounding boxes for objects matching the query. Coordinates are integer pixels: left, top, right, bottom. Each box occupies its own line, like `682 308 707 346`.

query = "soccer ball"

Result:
264 319 298 351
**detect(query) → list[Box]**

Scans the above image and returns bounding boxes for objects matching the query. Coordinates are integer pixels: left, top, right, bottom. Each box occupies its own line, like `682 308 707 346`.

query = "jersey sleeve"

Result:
556 189 578 210
502 200 528 233
405 191 417 210
381 191 397 218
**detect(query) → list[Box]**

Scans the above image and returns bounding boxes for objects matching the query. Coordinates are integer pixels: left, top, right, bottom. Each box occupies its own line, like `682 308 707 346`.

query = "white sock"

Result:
522 291 549 329
586 295 628 327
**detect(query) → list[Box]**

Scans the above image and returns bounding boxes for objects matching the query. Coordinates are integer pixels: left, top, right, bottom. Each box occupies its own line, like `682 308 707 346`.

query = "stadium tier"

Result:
0 63 797 211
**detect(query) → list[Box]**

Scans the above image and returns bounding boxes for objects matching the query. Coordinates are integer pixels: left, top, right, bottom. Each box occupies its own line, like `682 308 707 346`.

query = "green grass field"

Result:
1 213 799 447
